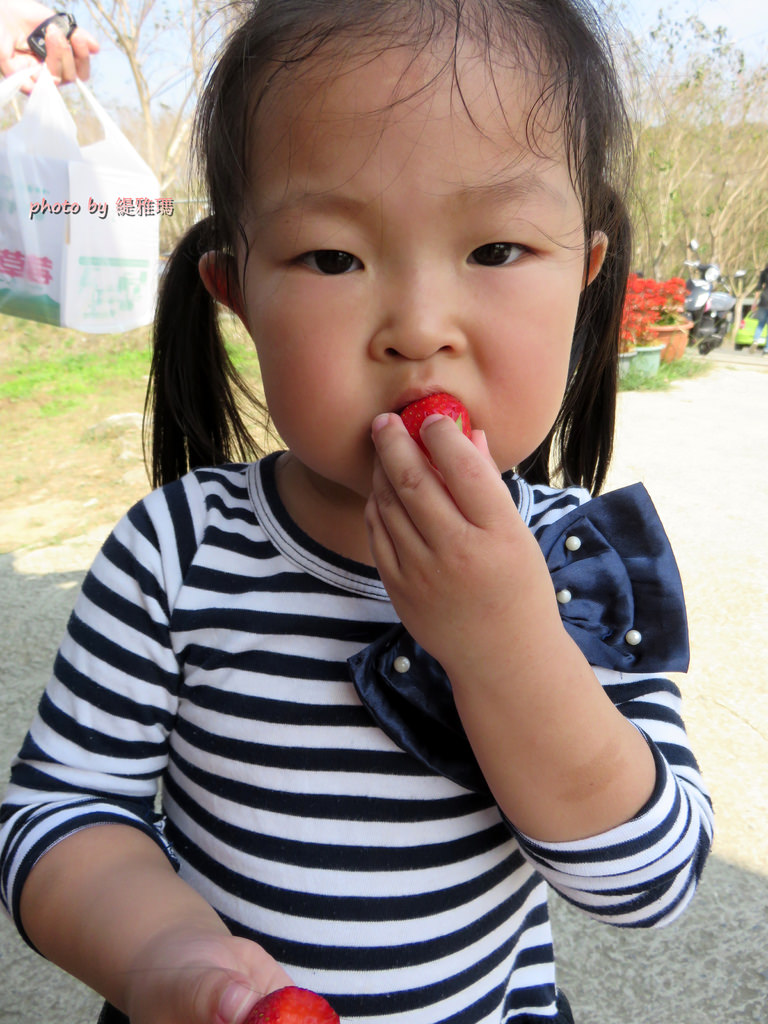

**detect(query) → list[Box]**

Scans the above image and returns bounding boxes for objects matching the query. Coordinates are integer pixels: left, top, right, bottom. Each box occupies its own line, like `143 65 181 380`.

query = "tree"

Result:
71 0 237 194
615 10 768 307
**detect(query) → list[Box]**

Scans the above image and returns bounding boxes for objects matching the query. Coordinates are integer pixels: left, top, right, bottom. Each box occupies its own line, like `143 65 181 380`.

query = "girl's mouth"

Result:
392 385 454 416
397 393 473 454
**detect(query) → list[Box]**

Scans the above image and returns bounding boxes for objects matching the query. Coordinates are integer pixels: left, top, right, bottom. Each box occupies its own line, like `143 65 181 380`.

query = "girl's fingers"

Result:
365 485 400 576
374 413 512 538
369 415 459 546
366 449 431 568
423 419 515 531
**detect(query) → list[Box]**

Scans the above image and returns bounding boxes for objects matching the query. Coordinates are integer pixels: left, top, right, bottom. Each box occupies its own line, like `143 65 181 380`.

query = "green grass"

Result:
0 342 152 409
0 313 260 416
618 355 712 391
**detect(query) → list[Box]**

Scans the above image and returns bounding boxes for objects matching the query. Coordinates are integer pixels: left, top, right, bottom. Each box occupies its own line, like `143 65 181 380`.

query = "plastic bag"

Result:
0 67 160 333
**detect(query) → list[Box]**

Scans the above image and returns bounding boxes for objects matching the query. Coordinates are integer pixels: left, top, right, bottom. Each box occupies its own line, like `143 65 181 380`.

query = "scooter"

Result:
683 241 746 355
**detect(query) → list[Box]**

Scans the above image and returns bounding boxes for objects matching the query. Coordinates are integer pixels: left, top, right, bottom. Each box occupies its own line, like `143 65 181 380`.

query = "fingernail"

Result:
419 413 444 433
371 413 392 435
219 981 258 1023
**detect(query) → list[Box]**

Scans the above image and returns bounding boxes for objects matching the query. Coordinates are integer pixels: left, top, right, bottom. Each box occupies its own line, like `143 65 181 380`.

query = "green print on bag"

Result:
0 66 160 333
73 256 154 322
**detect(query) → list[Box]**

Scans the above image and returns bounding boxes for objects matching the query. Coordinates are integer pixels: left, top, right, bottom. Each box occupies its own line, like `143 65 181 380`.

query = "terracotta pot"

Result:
648 321 693 363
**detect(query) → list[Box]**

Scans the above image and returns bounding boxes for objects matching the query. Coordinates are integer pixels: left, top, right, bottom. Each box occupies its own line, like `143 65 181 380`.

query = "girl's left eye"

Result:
468 242 526 267
299 250 363 275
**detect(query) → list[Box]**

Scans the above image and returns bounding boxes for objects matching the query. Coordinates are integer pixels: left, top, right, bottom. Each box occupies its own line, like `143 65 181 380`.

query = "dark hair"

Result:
146 0 633 493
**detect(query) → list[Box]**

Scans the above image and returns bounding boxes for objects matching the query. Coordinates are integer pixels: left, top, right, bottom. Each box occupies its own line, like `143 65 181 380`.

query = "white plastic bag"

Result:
0 67 160 333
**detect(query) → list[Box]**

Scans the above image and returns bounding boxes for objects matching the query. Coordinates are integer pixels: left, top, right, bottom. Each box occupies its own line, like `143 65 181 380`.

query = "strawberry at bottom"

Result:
243 986 340 1024
399 393 472 457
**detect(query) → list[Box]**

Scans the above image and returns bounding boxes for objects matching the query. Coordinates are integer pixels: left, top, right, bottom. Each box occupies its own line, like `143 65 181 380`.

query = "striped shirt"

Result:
0 453 713 1023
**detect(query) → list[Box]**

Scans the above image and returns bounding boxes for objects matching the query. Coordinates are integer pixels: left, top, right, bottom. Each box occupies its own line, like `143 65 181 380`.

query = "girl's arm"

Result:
1 476 293 1023
367 413 664 841
19 824 292 1024
367 414 712 927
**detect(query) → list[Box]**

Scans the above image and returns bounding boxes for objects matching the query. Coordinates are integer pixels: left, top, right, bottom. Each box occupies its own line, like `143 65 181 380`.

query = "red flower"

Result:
620 274 687 350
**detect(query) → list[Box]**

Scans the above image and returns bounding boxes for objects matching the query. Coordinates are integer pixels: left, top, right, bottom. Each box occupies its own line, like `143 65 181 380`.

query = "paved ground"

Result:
1 350 766 1023
550 348 768 1022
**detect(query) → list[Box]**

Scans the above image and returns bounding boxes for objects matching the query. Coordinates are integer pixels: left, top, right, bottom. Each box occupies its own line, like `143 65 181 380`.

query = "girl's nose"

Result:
369 271 467 362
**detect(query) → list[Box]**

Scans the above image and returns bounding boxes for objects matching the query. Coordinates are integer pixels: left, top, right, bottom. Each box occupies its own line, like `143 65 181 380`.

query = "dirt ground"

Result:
0 348 152 555
1 353 767 1023
0 317 265 556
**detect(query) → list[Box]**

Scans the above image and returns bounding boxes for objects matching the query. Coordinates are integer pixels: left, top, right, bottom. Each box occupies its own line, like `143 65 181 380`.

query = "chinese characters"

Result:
29 197 175 220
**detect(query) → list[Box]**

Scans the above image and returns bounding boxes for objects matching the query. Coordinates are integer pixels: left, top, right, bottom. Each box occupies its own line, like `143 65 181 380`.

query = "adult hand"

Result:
0 0 98 87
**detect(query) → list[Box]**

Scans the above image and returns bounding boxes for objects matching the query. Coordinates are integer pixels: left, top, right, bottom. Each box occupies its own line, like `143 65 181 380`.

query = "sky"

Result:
618 0 767 57
76 0 768 115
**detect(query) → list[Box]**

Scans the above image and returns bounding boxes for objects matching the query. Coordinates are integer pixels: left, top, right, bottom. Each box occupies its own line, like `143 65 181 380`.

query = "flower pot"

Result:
632 343 664 377
647 321 693 363
618 350 636 378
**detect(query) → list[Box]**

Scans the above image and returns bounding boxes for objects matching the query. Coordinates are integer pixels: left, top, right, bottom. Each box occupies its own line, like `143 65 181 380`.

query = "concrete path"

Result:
1 354 766 1023
551 351 768 1023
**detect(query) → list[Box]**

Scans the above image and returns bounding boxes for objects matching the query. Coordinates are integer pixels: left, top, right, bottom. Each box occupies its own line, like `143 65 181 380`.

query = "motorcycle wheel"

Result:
698 340 714 355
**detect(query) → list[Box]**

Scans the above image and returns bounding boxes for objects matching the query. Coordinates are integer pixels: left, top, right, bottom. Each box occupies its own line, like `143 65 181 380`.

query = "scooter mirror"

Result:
735 270 747 278
689 239 700 251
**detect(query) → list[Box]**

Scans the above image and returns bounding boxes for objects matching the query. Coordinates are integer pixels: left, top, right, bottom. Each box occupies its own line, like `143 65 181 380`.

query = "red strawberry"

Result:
243 986 340 1024
400 393 472 457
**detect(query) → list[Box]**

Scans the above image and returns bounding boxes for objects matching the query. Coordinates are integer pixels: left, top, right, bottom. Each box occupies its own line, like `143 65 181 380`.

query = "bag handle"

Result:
4 66 80 161
0 67 36 109
1 68 156 178
75 76 156 177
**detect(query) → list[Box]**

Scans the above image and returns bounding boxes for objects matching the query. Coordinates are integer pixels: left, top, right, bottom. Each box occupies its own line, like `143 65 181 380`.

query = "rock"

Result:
85 412 143 441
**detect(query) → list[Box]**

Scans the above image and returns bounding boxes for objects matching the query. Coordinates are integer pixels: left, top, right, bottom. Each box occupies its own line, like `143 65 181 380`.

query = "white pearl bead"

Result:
393 656 411 674
556 589 573 604
625 629 642 647
565 535 582 552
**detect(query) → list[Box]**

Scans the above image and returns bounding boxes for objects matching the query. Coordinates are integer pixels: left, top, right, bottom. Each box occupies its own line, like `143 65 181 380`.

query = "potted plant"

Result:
618 286 641 377
620 274 692 375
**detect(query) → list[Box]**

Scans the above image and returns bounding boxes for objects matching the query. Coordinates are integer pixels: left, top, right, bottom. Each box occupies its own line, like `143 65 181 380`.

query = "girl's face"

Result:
215 46 604 507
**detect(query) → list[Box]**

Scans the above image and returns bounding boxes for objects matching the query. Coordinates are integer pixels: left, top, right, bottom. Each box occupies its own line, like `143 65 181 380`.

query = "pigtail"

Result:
520 187 631 495
144 218 264 489
561 187 631 494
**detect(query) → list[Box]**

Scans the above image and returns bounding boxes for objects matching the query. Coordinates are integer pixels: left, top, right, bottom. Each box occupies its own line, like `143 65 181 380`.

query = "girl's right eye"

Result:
298 250 362 275
469 242 526 267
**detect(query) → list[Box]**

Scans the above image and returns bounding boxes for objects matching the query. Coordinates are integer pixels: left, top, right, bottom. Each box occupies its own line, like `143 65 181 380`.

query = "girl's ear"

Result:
198 251 246 322
583 231 608 288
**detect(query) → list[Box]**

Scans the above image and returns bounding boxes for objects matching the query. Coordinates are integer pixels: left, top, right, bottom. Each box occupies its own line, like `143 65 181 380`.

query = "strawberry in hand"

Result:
244 986 340 1024
399 393 472 460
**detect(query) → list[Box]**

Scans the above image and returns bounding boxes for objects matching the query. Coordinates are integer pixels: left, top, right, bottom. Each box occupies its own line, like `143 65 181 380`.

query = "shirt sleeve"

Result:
513 666 713 928
513 478 713 928
0 476 202 945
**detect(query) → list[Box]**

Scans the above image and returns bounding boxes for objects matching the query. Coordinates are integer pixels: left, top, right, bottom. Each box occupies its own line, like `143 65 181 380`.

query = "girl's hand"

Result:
365 412 657 842
124 928 294 1024
365 411 562 677
20 826 293 1024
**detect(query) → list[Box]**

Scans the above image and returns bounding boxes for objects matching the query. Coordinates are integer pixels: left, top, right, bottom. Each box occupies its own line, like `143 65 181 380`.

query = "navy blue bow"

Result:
347 483 689 794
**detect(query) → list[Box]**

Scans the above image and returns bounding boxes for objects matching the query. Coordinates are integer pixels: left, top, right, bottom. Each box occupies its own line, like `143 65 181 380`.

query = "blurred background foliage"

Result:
3 1 766 293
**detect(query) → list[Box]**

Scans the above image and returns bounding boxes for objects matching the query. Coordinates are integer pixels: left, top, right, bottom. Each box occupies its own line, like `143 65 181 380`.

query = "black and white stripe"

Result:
0 454 713 1022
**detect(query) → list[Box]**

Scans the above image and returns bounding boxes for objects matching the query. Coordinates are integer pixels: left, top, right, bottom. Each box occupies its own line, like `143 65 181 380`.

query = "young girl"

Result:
0 2 714 1023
